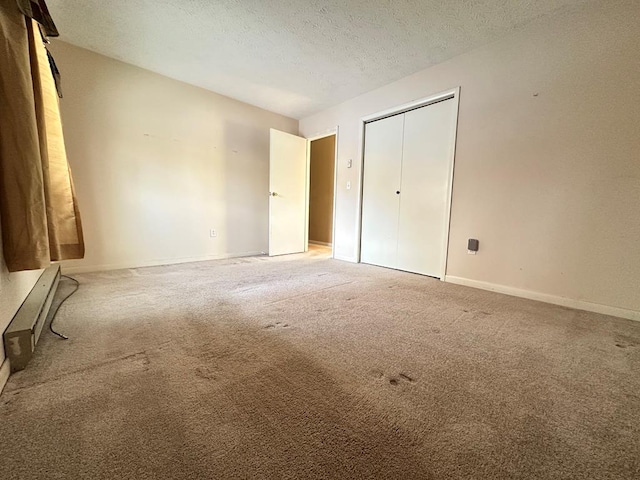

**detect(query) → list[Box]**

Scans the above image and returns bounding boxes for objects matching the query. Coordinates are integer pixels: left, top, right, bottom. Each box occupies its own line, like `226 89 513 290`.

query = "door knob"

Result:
396 191 400 194
270 192 278 197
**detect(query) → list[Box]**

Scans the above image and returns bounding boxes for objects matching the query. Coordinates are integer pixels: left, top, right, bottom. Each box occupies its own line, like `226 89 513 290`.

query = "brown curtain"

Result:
0 0 84 272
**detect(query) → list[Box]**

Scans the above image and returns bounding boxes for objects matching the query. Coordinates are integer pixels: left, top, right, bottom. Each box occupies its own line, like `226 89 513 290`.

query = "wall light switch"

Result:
347 159 353 168
346 181 351 190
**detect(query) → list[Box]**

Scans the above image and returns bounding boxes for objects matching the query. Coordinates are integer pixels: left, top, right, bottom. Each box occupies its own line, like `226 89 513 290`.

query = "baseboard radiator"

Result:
3 265 61 372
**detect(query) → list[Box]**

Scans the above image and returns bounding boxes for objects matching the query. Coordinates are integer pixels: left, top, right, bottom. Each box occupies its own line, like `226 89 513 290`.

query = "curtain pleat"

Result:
0 0 83 272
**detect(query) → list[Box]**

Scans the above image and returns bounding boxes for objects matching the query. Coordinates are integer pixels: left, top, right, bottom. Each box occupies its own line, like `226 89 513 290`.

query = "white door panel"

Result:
269 129 308 256
397 99 457 277
360 114 404 269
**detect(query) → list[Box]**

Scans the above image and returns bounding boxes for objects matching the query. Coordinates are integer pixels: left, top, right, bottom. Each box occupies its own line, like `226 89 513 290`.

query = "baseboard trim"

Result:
61 251 265 274
0 358 10 395
444 276 640 322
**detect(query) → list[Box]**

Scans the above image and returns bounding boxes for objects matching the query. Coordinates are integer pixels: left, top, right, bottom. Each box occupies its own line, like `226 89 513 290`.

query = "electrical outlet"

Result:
209 229 217 238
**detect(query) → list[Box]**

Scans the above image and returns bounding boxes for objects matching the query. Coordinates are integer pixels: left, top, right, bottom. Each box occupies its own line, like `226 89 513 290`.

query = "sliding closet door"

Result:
397 99 457 277
360 114 404 269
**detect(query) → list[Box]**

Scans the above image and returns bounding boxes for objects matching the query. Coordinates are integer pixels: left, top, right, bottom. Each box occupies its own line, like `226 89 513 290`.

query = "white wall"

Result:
0 224 42 390
299 0 640 315
49 42 298 273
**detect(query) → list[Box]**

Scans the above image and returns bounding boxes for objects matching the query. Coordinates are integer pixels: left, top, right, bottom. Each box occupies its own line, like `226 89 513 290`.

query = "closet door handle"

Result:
396 191 400 195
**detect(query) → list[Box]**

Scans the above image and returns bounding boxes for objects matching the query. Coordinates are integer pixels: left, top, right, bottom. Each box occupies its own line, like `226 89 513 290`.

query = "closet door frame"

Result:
356 87 461 280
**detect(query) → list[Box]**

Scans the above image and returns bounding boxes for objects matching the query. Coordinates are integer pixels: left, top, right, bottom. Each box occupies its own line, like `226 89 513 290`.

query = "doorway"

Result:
308 134 336 257
268 129 337 258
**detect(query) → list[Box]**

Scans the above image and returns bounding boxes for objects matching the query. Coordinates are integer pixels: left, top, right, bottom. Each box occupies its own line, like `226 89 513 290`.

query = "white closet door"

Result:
360 114 404 269
397 98 457 277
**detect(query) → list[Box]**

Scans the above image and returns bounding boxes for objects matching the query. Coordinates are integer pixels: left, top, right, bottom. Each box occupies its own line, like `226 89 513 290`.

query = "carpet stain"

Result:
614 335 638 349
195 367 218 381
388 373 416 386
399 373 415 383
264 322 290 330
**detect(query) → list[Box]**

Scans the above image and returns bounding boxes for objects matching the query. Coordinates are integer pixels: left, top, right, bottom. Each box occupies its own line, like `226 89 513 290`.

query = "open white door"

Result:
269 129 309 256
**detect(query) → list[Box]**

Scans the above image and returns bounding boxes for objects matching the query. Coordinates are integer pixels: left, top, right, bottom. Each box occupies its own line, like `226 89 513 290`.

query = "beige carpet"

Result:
1 249 639 479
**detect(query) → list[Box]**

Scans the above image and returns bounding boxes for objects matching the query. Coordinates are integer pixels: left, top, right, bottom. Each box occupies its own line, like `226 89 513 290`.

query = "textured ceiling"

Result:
47 0 592 119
